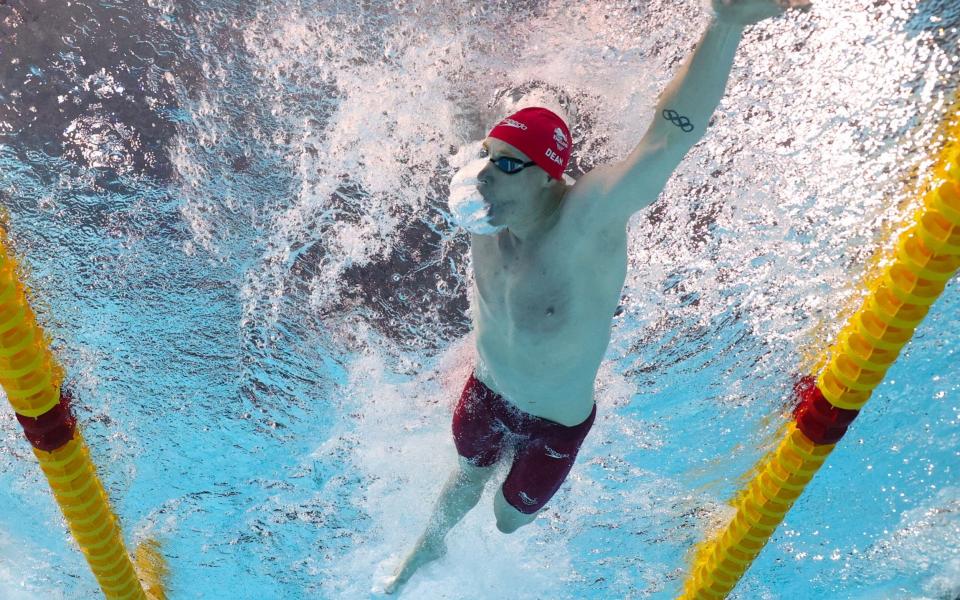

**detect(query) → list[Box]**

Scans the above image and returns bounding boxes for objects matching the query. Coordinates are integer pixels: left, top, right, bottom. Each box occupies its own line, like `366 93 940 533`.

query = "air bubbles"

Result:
82 68 124 99
62 114 140 174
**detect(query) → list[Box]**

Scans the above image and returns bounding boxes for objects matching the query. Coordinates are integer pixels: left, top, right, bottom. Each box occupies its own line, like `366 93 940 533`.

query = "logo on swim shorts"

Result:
500 118 527 130
544 445 570 459
553 127 568 151
518 491 538 506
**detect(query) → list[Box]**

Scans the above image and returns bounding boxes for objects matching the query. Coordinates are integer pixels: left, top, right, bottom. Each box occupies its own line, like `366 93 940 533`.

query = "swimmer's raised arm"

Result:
592 0 811 227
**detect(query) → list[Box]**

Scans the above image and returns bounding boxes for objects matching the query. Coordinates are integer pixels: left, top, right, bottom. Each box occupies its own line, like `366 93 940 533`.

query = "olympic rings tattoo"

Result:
662 109 694 133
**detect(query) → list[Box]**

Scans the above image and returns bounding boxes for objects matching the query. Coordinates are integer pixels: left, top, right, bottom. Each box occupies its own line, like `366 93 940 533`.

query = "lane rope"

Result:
678 93 960 599
0 218 166 600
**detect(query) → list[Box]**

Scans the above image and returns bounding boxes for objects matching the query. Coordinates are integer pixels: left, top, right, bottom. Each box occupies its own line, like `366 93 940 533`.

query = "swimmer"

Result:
382 0 811 594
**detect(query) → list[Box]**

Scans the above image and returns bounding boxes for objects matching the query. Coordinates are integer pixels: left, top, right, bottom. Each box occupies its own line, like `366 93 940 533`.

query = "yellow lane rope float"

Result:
678 100 960 599
0 220 166 600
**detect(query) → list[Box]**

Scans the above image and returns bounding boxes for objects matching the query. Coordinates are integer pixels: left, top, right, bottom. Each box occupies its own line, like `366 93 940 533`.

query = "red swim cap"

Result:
487 107 571 180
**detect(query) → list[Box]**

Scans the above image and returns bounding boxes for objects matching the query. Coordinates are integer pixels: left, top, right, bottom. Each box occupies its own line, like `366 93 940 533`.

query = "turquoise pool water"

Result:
0 1 958 598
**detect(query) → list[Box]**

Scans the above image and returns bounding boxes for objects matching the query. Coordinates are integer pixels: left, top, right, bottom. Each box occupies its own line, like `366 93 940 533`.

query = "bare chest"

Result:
473 240 572 334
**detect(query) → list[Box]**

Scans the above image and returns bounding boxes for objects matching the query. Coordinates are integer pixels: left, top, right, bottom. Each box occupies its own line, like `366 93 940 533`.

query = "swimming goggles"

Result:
489 156 537 174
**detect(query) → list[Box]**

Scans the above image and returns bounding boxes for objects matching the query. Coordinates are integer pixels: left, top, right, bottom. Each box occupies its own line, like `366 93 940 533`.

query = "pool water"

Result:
0 1 958 598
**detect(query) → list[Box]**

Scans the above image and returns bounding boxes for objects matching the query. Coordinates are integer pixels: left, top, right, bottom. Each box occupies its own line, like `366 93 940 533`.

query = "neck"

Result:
503 184 566 243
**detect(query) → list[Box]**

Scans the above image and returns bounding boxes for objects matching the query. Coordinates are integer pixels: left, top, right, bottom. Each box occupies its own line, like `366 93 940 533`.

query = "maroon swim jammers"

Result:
452 372 596 514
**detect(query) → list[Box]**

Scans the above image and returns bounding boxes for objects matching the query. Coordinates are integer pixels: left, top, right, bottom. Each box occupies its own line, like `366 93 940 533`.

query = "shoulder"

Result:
562 136 683 232
552 166 630 243
556 161 656 237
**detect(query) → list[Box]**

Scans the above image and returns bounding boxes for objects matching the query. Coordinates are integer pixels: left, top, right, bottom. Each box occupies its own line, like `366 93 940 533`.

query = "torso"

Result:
470 175 628 426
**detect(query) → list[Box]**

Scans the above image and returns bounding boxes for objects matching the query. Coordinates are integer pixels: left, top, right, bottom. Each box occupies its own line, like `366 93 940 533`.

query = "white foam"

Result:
4 0 956 597
447 156 505 235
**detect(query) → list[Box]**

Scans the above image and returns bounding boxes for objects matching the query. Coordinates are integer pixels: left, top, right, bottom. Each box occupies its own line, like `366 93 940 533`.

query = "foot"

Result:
382 539 447 595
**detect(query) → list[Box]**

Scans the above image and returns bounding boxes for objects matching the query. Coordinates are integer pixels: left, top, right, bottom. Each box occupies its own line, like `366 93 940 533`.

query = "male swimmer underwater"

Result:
383 0 811 593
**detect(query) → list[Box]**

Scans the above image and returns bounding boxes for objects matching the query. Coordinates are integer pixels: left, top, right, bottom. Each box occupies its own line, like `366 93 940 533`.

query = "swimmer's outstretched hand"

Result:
711 0 812 25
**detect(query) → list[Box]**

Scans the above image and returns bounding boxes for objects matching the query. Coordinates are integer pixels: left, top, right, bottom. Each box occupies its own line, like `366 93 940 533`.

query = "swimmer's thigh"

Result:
500 421 594 516
456 455 496 487
451 378 505 468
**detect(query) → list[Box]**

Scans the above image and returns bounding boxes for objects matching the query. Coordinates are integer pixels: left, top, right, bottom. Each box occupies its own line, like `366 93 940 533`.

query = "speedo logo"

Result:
518 491 538 506
544 445 569 459
500 118 527 130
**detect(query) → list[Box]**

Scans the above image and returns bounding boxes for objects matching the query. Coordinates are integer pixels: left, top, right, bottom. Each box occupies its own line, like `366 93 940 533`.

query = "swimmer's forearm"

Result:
650 19 745 147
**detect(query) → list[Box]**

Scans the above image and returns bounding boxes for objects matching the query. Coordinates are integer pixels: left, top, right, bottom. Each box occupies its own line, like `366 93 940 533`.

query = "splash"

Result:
0 0 958 598
447 152 505 236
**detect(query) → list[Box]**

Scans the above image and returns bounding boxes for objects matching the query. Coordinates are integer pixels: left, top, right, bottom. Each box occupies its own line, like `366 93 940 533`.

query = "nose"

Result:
477 160 495 184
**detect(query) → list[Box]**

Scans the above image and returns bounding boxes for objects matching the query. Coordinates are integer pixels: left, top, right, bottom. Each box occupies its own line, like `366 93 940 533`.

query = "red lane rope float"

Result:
792 376 858 445
16 387 77 451
678 99 960 599
0 220 160 600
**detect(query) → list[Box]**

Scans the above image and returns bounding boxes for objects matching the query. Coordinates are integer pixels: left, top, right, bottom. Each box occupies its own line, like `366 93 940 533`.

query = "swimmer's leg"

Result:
384 457 495 594
493 485 538 534
493 407 596 535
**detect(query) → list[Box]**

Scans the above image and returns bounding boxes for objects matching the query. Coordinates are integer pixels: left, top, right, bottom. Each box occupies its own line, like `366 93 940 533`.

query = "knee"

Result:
496 519 516 534
495 517 526 535
495 509 536 534
493 487 538 534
